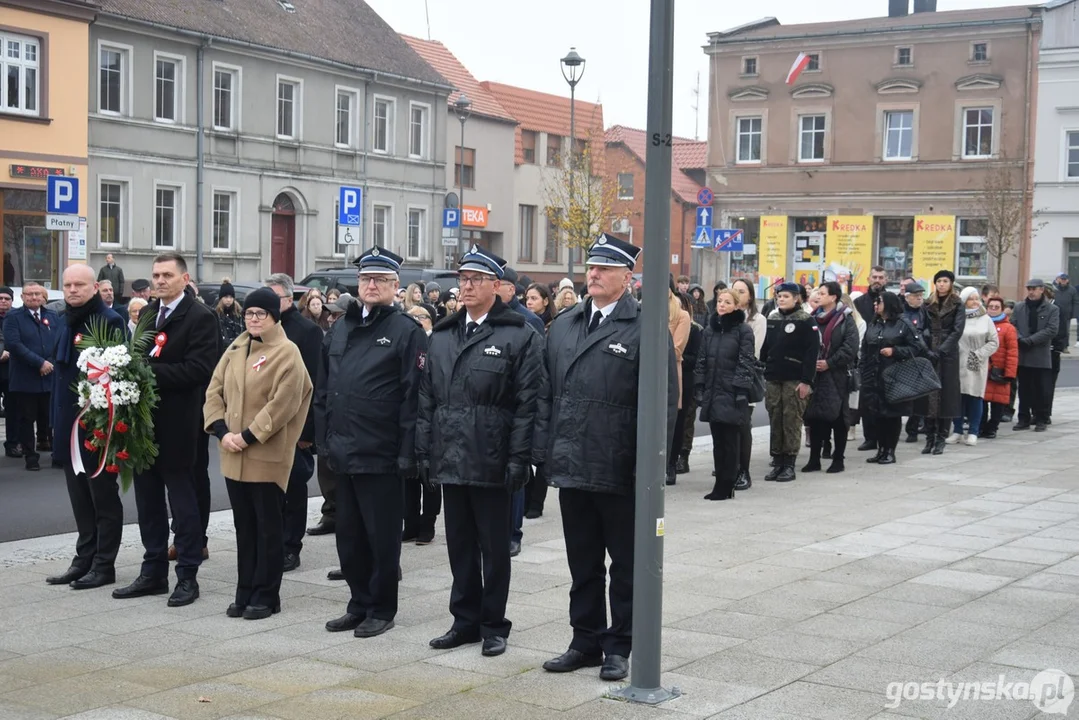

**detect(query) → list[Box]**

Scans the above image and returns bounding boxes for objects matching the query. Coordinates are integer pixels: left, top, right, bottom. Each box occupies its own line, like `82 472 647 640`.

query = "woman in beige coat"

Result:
204 288 313 620
666 283 691 485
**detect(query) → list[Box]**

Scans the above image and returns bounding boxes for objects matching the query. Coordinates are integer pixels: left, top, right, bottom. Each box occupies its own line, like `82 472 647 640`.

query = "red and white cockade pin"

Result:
42 318 49 327
252 355 267 372
149 332 167 358
74 333 82 344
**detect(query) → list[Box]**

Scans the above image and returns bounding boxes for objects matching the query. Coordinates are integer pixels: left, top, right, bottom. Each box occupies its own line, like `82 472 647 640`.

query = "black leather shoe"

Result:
283 553 300 572
801 459 821 473
857 440 877 452
600 654 629 681
226 603 245 618
733 470 751 491
306 520 335 536
826 459 845 474
416 531 435 545
5 448 22 459
878 450 896 465
1013 421 1031 431
112 574 169 599
354 618 395 638
821 442 832 460
524 509 542 520
482 636 507 656
167 578 199 607
543 648 603 673
429 629 480 649
675 455 690 474
70 570 115 590
46 566 88 585
921 437 934 454
243 604 280 620
905 433 919 443
327 569 345 581
509 541 521 557
1035 423 1048 432
326 613 364 632
866 448 884 464
25 459 39 471
931 437 946 455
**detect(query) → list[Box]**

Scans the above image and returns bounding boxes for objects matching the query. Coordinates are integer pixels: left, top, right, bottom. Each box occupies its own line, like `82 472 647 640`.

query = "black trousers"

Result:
809 417 848 461
878 417 903 451
559 487 634 657
525 464 548 514
337 473 403 620
670 406 687 468
442 484 512 639
739 408 753 474
403 474 441 539
904 415 923 436
134 466 203 580
1050 350 1062 419
861 412 878 444
65 463 124 573
984 402 1006 434
283 446 314 555
315 453 337 524
1 376 18 451
13 391 48 463
226 479 284 608
191 429 211 546
709 422 740 498
1017 366 1052 424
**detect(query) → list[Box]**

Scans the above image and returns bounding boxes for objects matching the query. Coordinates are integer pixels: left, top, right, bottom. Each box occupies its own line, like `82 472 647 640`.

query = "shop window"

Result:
729 216 760 283
957 218 988 280
878 218 914 285
2 32 41 116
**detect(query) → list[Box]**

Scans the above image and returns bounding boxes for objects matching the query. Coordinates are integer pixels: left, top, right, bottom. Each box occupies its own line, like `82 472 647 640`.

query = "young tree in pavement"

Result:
543 124 619 259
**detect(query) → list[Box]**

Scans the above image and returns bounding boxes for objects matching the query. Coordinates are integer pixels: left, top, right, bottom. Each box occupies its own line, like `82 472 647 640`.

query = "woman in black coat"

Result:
861 292 929 465
922 271 965 455
694 289 757 501
803 282 859 474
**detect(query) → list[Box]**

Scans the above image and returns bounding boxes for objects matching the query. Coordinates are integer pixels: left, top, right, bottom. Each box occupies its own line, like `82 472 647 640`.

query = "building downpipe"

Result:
196 38 208 283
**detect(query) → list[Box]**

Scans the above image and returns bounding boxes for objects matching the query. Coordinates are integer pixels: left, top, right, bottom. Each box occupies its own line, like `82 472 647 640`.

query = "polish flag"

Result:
786 52 811 85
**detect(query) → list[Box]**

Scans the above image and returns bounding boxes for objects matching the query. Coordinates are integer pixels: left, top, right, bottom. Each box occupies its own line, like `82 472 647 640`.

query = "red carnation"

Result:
116 450 130 461
83 440 95 451
93 429 106 440
115 421 129 433
105 464 120 473
78 420 87 430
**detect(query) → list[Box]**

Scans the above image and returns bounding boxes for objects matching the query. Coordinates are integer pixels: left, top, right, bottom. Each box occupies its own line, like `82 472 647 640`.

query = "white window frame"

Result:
804 51 822 73
894 46 913 67
736 115 763 164
616 173 634 200
371 203 394 248
961 106 995 159
883 109 914 161
519 204 537 261
211 188 238 252
740 55 758 77
97 40 133 116
211 62 241 132
1 31 41 117
408 101 430 159
276 75 302 140
152 181 184 250
971 41 989 63
372 94 395 154
97 176 130 249
334 85 359 149
406 206 426 261
152 51 184 124
1065 129 1079 181
798 114 827 163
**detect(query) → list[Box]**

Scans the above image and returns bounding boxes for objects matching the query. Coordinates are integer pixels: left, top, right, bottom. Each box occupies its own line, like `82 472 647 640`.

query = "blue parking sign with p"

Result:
338 186 362 226
443 208 459 228
47 176 79 215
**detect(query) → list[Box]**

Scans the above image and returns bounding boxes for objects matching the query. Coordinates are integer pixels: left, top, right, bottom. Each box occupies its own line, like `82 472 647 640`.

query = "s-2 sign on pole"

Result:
610 0 679 706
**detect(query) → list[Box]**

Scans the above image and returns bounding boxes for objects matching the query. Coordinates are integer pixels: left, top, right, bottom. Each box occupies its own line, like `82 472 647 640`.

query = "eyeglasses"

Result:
244 310 269 320
412 313 431 321
459 275 492 287
358 276 396 287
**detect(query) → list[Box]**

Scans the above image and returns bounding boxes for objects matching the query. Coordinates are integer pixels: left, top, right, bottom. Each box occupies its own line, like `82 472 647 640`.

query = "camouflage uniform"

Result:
759 305 820 480
765 380 809 457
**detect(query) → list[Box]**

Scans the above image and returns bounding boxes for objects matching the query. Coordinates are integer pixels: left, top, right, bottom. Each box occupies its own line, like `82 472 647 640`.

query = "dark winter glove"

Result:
507 461 528 490
398 457 418 482
418 465 432 488
734 395 749 410
1019 337 1032 348
926 350 939 364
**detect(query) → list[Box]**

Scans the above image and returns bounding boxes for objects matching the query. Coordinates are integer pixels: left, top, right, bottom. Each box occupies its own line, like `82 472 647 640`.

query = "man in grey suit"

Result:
1011 279 1060 433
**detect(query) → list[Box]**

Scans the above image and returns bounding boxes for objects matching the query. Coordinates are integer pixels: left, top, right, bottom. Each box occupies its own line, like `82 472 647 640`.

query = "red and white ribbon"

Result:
70 357 115 478
149 332 167 358
252 355 267 372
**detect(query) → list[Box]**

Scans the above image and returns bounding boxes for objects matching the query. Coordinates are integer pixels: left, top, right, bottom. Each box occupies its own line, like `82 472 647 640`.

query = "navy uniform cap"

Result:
586 233 641 269
458 244 505 279
353 245 402 274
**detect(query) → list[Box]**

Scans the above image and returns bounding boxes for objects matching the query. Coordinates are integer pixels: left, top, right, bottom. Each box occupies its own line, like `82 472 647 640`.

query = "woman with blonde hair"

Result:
403 283 424 311
728 278 765 489
126 297 147 336
555 286 578 314
666 279 691 486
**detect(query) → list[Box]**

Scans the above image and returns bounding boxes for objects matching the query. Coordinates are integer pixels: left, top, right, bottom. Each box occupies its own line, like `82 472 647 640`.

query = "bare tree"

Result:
543 127 619 257
971 161 1027 287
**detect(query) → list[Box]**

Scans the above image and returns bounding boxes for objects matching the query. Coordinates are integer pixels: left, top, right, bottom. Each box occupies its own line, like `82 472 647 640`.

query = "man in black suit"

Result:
113 252 218 608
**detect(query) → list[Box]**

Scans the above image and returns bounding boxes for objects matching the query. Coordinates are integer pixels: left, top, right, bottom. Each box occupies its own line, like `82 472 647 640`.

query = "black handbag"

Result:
882 356 941 404
734 354 766 404
988 367 1007 384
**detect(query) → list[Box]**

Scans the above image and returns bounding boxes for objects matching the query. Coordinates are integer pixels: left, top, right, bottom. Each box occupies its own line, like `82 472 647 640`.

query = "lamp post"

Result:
561 47 585 283
452 94 472 267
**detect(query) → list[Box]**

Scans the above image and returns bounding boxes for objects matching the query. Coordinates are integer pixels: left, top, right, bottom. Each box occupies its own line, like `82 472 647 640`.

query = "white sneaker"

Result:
964 435 978 447
945 433 962 444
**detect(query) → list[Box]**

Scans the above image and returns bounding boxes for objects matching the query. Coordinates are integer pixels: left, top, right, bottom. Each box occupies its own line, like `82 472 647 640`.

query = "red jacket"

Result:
985 316 1018 404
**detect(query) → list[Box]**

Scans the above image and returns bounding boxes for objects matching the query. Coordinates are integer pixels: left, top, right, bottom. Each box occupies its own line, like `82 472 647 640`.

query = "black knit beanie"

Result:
243 287 281 322
219 281 236 299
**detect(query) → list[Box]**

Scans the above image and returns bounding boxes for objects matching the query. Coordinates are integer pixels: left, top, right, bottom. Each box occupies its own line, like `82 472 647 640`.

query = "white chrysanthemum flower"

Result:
76 347 102 372
103 345 131 368
77 380 92 404
111 381 140 406
89 383 110 410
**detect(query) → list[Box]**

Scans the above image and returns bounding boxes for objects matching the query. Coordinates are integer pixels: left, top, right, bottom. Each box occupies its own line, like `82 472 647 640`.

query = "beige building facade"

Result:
704 3 1040 297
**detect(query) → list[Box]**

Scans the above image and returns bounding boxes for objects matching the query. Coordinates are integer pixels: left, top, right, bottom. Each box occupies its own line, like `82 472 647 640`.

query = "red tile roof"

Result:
482 82 604 165
401 36 516 124
605 126 705 205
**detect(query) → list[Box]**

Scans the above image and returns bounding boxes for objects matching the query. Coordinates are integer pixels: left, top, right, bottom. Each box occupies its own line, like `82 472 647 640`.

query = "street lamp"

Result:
452 94 472 267
561 47 586 282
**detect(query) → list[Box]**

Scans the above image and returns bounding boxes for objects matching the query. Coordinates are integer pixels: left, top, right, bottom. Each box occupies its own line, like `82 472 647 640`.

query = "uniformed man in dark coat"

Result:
315 246 427 639
537 234 678 682
416 244 546 658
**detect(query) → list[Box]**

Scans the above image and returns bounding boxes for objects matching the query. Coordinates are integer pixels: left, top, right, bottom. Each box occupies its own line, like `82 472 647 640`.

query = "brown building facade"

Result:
704 2 1040 297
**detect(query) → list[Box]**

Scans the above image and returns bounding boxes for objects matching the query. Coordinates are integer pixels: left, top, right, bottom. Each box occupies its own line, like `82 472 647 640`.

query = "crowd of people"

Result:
9 241 1074 682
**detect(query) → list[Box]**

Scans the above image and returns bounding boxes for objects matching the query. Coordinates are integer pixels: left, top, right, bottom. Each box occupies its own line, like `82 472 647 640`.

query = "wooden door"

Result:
270 213 295 277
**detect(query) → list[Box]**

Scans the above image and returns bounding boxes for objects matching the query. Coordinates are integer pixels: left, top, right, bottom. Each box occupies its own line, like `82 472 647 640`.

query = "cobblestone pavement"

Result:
3 392 1079 719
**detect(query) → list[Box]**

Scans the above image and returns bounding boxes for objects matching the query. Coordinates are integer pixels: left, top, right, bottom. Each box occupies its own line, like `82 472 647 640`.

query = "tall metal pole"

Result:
567 86 575 282
458 116 465 264
610 0 678 706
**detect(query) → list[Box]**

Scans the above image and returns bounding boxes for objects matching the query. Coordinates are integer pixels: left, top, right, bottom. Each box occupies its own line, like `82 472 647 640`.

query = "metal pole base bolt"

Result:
607 684 682 705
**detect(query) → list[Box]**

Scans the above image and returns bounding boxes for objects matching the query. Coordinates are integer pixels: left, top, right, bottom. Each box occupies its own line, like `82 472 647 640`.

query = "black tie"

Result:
466 321 479 338
588 311 602 335
156 307 169 330
32 311 39 324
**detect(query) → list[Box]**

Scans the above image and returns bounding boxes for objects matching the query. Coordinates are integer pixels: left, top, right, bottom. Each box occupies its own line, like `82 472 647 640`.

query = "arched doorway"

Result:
270 193 296 277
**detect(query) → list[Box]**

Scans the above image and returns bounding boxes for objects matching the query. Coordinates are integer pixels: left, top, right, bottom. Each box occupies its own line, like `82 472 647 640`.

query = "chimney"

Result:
888 0 909 18
913 0 937 12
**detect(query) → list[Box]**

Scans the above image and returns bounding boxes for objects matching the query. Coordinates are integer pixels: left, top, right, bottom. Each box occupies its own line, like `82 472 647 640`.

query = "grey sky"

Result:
366 0 1028 140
